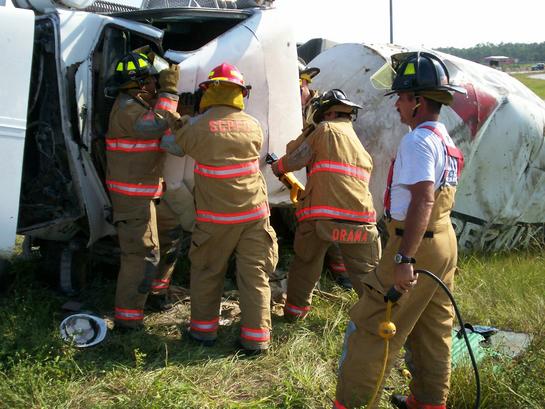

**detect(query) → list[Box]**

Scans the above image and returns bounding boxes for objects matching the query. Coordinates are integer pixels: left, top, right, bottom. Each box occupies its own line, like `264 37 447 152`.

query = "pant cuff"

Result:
240 326 270 349
332 400 348 409
407 394 446 409
150 278 170 292
115 307 144 327
284 302 310 319
190 317 219 340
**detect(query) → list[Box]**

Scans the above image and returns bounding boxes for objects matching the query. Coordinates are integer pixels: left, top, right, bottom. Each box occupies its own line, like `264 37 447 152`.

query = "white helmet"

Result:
60 314 108 347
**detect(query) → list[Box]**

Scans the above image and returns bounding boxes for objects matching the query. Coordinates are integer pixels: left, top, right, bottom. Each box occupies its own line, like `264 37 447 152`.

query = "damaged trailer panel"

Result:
309 43 545 252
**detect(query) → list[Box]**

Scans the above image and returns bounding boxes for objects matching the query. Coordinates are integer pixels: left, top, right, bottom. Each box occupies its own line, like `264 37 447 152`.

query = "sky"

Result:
273 0 545 49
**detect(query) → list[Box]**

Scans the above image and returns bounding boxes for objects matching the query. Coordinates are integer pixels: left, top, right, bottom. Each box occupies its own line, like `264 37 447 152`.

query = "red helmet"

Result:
199 63 249 96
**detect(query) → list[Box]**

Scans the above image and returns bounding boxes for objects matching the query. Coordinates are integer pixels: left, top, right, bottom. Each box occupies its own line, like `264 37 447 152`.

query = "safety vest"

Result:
295 118 376 224
383 124 464 218
174 106 270 224
106 91 178 199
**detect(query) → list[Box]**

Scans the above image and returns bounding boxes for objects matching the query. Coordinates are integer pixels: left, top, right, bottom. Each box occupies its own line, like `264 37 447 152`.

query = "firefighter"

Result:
298 59 320 125
161 63 278 355
271 89 381 320
106 51 183 329
334 52 466 409
297 61 354 290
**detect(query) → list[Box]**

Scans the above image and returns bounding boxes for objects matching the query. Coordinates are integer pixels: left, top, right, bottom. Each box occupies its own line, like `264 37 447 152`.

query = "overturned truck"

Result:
0 0 302 291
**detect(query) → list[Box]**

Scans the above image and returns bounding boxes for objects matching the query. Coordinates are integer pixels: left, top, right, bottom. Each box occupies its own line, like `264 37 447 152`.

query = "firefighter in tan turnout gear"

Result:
334 52 466 409
271 89 381 320
106 51 182 329
161 63 278 354
299 63 354 290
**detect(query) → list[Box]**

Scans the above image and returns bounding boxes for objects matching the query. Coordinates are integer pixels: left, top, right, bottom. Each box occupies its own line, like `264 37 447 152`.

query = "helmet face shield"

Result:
152 54 170 74
372 51 467 98
370 62 397 91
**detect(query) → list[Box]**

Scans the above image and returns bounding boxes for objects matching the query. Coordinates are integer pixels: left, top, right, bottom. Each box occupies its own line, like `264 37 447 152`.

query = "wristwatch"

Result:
394 253 416 264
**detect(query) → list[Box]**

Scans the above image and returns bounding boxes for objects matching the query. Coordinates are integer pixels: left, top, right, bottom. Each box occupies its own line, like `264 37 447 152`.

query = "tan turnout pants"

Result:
326 244 350 282
335 193 457 408
284 220 381 319
188 218 278 350
113 197 182 328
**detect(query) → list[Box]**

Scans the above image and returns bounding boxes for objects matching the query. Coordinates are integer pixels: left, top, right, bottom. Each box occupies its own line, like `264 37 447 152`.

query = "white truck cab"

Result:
0 0 302 291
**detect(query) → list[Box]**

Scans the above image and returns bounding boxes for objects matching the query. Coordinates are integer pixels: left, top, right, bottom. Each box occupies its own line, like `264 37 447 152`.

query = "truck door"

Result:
0 7 35 257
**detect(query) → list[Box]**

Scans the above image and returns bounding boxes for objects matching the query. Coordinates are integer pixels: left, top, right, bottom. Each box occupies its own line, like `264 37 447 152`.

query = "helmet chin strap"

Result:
412 95 421 118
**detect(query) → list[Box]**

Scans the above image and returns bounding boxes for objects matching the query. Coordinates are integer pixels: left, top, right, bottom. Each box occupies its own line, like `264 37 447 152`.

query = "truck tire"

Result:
38 239 89 295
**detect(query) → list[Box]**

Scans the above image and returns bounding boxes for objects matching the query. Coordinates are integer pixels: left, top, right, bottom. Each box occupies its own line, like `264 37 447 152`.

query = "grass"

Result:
449 251 545 409
510 72 545 99
0 249 544 408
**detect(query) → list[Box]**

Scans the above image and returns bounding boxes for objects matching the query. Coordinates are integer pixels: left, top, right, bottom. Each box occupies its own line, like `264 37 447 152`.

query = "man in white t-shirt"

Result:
334 52 466 409
389 121 458 221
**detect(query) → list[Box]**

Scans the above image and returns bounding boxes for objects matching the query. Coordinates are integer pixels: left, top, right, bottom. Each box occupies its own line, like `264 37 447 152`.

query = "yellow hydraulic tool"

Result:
266 153 305 205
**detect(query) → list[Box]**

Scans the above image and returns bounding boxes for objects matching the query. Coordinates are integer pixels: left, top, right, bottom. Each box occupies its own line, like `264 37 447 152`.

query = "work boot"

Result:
114 323 144 333
390 394 408 409
335 275 353 291
183 329 216 347
235 340 268 357
146 293 174 312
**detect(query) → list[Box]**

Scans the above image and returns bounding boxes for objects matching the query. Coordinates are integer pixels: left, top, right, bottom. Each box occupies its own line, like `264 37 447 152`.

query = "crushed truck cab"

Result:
0 0 302 291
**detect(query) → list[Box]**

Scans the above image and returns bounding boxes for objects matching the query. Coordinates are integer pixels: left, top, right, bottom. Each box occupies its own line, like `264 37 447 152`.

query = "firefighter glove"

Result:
159 64 180 94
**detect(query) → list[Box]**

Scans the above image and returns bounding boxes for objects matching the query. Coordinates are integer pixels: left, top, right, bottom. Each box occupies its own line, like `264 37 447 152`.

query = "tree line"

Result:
436 42 545 64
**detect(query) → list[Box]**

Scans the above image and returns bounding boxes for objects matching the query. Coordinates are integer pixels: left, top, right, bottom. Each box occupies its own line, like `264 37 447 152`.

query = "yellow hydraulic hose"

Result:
367 300 396 408
365 270 481 409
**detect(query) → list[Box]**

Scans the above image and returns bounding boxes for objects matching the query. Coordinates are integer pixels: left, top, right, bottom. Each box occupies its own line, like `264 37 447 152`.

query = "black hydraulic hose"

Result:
386 269 481 409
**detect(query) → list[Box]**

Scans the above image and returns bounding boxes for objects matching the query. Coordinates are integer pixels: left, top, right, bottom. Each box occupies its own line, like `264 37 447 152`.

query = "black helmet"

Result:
386 51 465 96
312 89 362 123
114 52 157 88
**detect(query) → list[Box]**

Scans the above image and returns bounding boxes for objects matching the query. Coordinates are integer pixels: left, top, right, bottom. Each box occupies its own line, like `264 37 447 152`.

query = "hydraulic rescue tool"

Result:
265 153 305 205
367 269 481 409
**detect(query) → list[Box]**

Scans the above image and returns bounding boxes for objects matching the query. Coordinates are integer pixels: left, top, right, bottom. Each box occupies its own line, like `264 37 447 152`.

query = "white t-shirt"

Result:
389 121 457 221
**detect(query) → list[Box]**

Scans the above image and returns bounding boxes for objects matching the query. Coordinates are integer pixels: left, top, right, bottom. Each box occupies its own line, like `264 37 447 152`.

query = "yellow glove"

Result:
159 64 180 94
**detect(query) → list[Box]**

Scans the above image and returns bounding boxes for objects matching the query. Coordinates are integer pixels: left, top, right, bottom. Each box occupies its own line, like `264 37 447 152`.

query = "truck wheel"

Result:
38 239 89 295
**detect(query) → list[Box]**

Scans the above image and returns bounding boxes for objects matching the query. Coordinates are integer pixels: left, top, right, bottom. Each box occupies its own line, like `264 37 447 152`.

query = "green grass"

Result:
450 252 545 409
510 73 545 99
1 250 544 408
